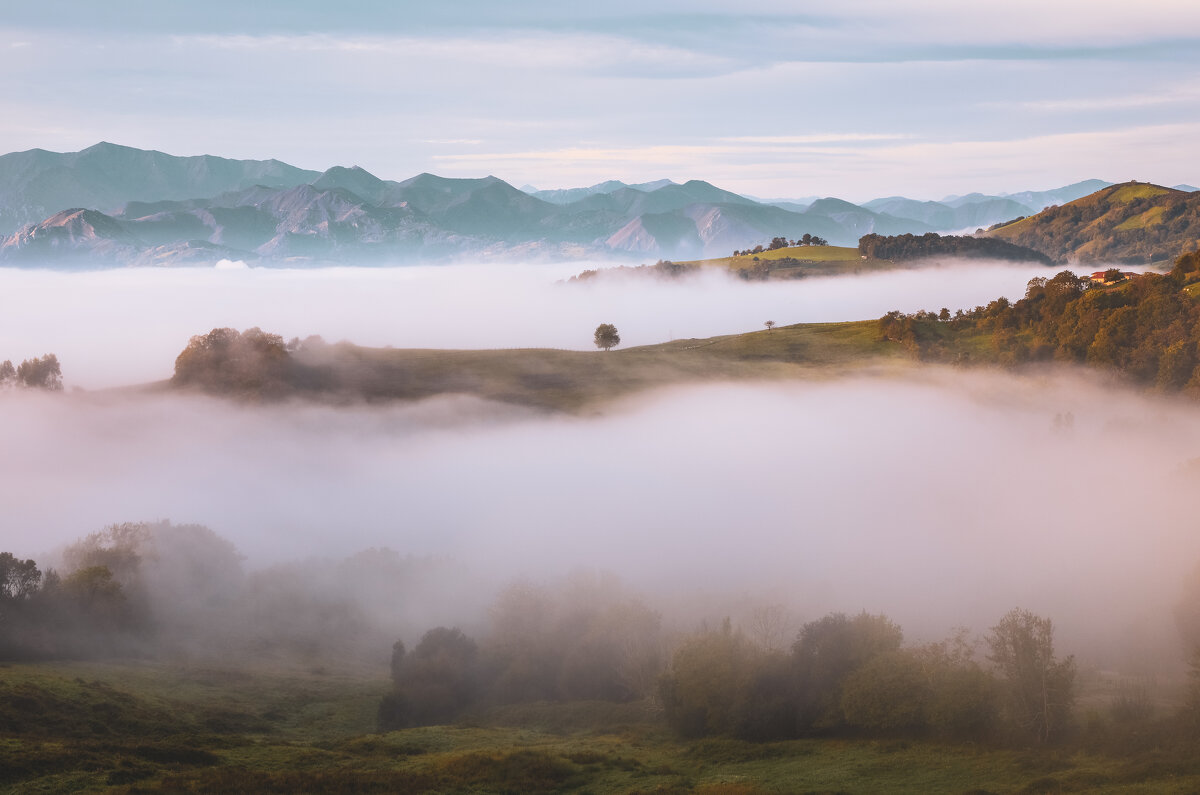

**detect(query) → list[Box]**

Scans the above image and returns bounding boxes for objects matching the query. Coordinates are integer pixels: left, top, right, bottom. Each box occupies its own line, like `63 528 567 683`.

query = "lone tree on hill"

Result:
594 323 621 352
764 320 776 332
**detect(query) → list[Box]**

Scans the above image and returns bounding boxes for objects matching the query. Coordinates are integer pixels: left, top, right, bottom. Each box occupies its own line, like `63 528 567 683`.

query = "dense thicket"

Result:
857 232 1053 264
172 327 292 397
878 252 1200 393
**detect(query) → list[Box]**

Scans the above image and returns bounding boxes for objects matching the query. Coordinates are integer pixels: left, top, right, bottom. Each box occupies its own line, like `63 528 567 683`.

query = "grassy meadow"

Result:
5 659 1200 794
285 320 917 412
676 244 897 278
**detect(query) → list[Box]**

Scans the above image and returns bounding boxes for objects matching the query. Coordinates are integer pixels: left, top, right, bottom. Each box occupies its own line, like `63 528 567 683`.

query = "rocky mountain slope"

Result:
0 143 1140 267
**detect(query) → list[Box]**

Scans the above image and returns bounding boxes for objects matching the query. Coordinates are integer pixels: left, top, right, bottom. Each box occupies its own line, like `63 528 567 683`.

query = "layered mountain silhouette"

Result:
0 142 319 238
0 143 1137 267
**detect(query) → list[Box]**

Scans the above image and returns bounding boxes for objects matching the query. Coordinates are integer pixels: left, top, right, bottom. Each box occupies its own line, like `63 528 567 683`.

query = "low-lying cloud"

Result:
0 261 1052 389
5 365 1200 668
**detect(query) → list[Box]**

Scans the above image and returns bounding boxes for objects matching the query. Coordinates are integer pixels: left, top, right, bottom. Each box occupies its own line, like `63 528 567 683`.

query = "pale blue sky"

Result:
3 0 1199 200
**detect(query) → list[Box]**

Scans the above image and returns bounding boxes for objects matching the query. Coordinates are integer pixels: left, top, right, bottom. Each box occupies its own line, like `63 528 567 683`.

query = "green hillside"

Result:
985 181 1200 265
170 321 909 411
169 248 1200 410
680 244 896 278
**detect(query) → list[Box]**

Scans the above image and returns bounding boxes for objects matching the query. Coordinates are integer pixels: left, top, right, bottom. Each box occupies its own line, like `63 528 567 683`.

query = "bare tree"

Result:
747 604 791 652
764 320 776 332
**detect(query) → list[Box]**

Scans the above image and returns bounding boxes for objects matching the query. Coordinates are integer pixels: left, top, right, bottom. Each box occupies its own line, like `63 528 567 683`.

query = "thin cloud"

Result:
420 138 484 145
720 134 911 145
174 31 737 77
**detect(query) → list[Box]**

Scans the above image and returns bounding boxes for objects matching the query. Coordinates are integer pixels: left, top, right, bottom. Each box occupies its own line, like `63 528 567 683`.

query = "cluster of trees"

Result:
0 522 243 659
0 522 474 663
172 327 292 397
732 234 828 256
734 258 809 282
380 578 664 729
569 260 699 283
379 603 1078 746
857 232 1053 265
879 252 1200 393
659 609 1073 745
0 353 62 391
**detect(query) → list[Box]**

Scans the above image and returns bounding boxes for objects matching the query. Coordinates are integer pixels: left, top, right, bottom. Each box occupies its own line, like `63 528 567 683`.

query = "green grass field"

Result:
675 245 896 277
4 660 1200 793
1108 184 1173 204
288 319 913 412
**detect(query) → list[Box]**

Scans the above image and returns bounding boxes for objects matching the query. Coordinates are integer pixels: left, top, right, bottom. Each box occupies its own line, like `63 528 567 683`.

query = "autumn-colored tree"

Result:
173 327 290 397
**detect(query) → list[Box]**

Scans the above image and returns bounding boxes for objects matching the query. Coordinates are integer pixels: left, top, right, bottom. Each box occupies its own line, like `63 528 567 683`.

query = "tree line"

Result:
858 232 1053 265
379 604 1080 747
733 234 828 257
0 353 62 391
878 251 1200 394
7 521 1200 751
0 521 466 663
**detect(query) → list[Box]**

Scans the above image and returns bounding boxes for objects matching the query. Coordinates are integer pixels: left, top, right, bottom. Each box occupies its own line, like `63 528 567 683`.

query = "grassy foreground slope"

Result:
6 660 1200 794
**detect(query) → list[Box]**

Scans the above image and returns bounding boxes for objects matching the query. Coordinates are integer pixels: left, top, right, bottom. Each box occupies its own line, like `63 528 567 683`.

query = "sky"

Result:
2 1 1200 201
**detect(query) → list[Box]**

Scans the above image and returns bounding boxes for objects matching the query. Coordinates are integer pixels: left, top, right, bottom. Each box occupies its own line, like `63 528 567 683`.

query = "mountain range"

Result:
0 142 1141 267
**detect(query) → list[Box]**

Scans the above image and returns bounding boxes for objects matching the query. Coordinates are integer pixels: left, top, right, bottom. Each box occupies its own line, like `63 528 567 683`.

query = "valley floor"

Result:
3 660 1200 793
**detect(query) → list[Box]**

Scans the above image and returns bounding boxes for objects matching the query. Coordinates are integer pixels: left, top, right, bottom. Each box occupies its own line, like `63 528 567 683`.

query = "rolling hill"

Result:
984 181 1200 265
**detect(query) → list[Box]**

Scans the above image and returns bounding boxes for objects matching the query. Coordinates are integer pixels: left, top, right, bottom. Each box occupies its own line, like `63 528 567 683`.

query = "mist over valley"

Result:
1 260 1060 389
6 354 1199 666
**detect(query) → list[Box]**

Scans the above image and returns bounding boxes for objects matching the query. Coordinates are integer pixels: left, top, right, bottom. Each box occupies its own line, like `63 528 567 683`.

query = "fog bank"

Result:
0 261 1055 388
5 368 1199 665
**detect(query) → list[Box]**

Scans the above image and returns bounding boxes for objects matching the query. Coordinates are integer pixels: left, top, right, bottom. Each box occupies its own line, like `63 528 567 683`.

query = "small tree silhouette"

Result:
764 320 776 332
